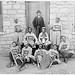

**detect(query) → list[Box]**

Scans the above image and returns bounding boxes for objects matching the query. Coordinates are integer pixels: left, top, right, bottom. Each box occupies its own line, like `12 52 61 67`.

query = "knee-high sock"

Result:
20 59 27 68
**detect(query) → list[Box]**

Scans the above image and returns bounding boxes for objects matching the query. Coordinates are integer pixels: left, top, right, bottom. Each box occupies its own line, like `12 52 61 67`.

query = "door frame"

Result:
25 1 50 39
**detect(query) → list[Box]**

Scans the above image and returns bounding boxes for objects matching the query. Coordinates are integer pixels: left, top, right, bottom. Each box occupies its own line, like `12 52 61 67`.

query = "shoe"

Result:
18 65 28 72
38 63 41 69
64 58 68 63
32 62 36 66
6 62 14 68
18 67 22 72
25 65 28 68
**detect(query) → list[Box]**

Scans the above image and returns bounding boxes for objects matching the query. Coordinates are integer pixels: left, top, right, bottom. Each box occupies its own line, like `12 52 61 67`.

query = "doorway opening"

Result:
25 1 50 38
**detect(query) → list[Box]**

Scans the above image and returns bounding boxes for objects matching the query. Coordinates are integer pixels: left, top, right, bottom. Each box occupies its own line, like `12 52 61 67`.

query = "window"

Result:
0 1 3 32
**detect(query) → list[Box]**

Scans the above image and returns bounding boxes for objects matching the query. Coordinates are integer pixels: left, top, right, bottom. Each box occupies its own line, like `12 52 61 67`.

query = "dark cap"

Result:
36 10 41 13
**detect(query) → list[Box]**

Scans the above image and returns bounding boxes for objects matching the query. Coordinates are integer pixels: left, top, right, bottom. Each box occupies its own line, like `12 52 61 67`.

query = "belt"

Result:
53 30 61 31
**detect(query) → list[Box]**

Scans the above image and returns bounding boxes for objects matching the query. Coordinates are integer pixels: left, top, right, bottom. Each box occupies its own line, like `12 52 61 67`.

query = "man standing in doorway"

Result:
33 10 45 38
52 17 62 46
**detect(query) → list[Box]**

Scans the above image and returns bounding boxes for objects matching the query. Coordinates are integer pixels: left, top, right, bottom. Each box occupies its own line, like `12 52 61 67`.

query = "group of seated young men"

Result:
7 26 74 71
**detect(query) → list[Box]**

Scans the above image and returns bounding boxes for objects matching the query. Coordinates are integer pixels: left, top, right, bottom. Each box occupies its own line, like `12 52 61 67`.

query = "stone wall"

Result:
50 1 74 32
0 1 26 52
50 1 75 48
3 1 26 34
0 1 75 53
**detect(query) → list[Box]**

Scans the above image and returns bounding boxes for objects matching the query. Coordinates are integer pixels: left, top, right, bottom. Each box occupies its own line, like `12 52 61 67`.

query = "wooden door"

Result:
25 1 50 38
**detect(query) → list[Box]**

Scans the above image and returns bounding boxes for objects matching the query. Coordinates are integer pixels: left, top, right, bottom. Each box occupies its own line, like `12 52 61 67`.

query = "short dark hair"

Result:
12 41 17 46
42 27 46 31
28 27 32 30
56 17 60 20
53 44 57 47
39 44 43 48
39 44 43 46
61 36 66 39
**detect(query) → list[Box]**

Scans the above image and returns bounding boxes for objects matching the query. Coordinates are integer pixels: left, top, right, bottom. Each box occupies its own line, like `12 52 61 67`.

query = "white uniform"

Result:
52 22 61 45
22 46 35 61
23 32 37 46
38 32 51 45
59 41 70 51
59 41 74 54
48 49 61 64
48 49 59 58
34 49 47 62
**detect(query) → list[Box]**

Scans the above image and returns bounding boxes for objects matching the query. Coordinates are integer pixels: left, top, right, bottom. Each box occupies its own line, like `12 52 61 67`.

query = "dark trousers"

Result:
58 50 73 62
32 44 39 55
42 44 52 51
9 52 14 63
36 26 41 38
20 57 36 69
16 58 23 66
21 43 25 50
46 44 52 51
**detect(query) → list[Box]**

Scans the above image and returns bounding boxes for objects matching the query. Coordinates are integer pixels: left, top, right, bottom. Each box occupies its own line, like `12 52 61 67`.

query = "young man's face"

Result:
42 28 46 33
61 37 66 42
25 44 28 48
37 13 41 16
12 42 16 47
53 45 57 50
39 44 42 49
28 28 32 33
24 41 28 48
56 18 60 23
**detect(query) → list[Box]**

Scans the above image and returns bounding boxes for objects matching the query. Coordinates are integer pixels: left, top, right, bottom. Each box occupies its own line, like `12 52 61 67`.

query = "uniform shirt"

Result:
39 32 49 43
53 22 61 31
10 46 20 57
24 32 37 44
48 49 59 59
10 46 19 52
59 41 70 51
13 32 24 45
34 49 47 57
22 46 32 58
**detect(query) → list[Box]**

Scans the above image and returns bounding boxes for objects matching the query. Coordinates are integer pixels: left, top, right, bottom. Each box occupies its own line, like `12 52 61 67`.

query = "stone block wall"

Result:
2 1 26 34
50 1 74 32
0 1 75 53
0 1 26 52
50 1 75 48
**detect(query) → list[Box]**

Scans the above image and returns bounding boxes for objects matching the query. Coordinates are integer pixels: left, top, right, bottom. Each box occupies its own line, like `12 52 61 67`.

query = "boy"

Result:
13 25 24 50
18 41 35 71
48 44 61 68
6 41 20 68
24 27 37 47
59 36 74 63
23 27 38 55
38 27 51 50
51 17 62 46
34 44 47 69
